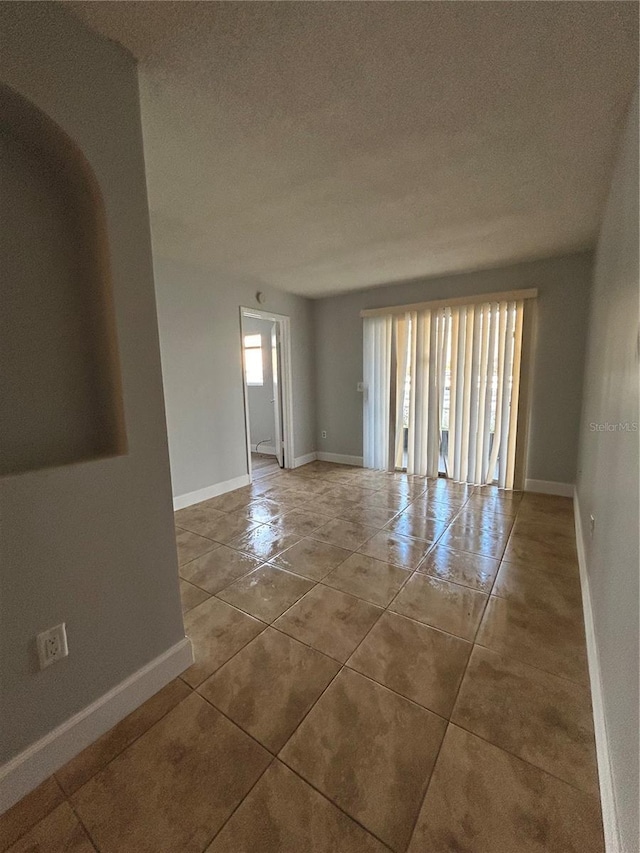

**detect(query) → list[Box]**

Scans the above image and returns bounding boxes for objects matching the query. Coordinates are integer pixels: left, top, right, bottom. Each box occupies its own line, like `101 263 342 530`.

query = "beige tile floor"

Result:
1 462 604 853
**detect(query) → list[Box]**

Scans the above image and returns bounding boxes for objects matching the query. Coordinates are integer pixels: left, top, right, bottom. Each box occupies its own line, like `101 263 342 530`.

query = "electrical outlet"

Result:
36 623 68 669
357 382 364 392
321 430 327 439
589 514 596 538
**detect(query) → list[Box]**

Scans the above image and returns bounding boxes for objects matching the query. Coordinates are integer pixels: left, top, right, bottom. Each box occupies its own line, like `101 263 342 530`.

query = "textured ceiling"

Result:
71 1 638 297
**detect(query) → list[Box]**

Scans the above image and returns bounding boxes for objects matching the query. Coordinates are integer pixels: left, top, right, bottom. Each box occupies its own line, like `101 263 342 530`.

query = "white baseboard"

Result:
574 489 619 853
173 474 251 511
316 452 364 467
293 452 317 468
524 478 574 497
0 637 193 814
251 444 276 455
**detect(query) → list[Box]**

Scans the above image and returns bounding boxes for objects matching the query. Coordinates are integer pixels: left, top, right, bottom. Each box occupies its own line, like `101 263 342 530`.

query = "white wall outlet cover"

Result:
36 623 68 669
357 382 365 392
321 430 327 439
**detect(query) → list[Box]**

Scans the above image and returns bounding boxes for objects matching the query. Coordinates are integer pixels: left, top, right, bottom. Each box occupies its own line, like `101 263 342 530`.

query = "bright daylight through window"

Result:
244 334 264 386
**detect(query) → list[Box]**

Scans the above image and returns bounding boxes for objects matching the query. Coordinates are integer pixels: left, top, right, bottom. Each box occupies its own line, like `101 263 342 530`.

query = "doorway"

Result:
240 307 294 481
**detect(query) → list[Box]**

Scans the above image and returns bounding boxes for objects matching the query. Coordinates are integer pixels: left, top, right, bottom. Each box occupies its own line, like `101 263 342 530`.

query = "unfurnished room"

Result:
0 2 638 852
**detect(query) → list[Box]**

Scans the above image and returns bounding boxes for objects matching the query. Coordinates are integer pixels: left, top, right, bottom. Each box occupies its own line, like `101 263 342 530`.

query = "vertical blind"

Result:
362 315 392 471
363 296 527 488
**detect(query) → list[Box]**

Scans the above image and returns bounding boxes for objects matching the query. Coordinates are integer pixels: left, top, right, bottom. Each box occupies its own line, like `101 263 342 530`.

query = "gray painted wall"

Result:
153 256 316 499
576 90 639 853
243 316 277 452
314 251 592 484
0 4 183 763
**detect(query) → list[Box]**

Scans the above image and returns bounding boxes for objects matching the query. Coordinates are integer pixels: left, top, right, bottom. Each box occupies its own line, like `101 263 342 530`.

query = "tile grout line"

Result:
245 489 477 849
403 630 478 849
471 634 592 689
272 664 400 851
473 499 591 689
59 483 346 825
11 469 581 850
183 478 580 693
180 556 262 599
0 785 93 853
195 688 285 758
242 487 497 658
273 755 397 853
64 792 104 853
443 718 602 802
397 483 497 850
183 600 271 690
380 491 474 620
264 510 439 758
420 494 600 818
185 534 375 686
194 756 277 853
185 540 456 693
52 685 200 799
186 499 408 850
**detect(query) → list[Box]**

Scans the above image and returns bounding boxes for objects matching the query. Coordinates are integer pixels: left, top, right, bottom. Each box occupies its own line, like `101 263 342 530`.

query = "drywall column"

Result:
0 3 185 805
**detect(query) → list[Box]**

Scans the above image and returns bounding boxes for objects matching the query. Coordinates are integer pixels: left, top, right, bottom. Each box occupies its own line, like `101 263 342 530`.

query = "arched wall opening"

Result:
0 83 126 475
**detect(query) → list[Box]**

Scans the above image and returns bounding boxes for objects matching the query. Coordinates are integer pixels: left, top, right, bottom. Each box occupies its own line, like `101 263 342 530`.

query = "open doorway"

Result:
240 307 294 481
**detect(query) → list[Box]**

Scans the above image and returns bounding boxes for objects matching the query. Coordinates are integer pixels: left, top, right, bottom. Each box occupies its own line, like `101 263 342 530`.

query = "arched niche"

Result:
0 83 127 476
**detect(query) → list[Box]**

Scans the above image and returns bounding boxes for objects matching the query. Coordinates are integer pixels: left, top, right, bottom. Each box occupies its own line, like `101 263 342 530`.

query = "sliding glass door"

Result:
363 293 531 489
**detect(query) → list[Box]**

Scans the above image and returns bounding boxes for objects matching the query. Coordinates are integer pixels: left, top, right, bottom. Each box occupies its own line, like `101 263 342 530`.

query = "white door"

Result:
271 322 284 467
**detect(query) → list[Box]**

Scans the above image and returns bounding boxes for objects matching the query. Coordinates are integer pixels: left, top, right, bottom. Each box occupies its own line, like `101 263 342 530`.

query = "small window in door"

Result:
244 334 264 385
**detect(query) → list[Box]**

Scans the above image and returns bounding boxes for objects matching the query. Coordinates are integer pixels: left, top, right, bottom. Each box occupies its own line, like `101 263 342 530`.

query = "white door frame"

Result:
270 322 284 468
239 307 295 480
